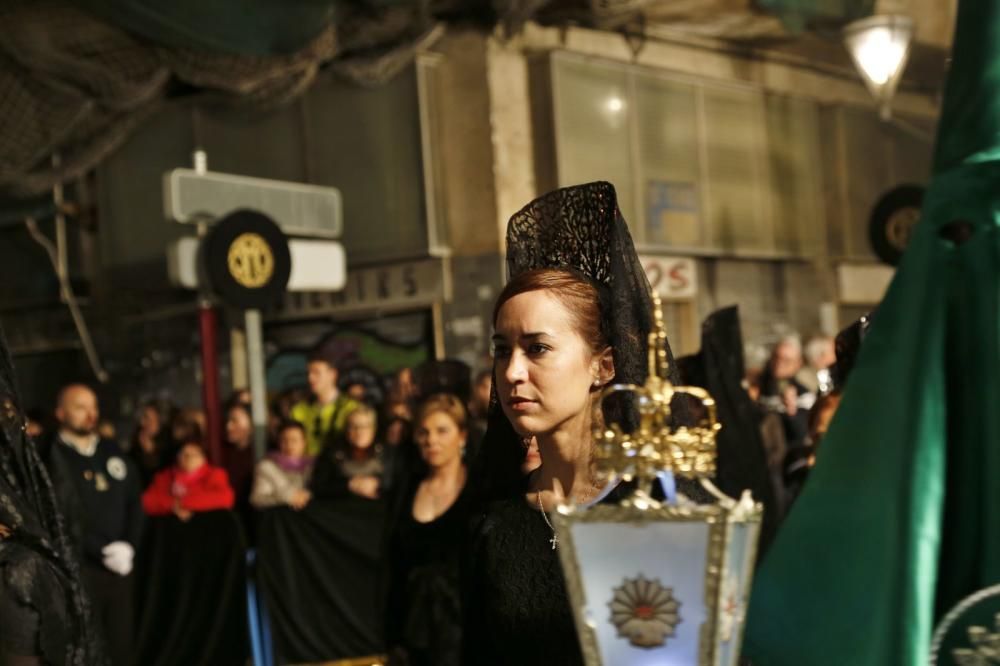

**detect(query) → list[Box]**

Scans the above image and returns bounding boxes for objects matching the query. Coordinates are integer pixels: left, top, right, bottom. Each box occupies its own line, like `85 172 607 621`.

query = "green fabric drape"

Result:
742 1 1000 664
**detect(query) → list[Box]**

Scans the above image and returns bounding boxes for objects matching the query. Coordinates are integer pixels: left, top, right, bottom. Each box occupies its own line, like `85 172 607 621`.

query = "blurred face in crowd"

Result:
415 410 465 469
346 383 366 401
394 367 416 401
177 443 206 473
26 417 43 439
140 405 160 435
771 341 802 380
493 290 611 438
807 337 836 371
56 385 99 437
97 420 116 441
385 418 409 447
346 410 377 450
279 426 307 459
307 360 338 398
385 400 412 421
225 406 252 448
171 409 206 447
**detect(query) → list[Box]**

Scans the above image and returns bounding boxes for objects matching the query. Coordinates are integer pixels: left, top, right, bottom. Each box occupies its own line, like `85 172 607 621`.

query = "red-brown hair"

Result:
492 268 608 353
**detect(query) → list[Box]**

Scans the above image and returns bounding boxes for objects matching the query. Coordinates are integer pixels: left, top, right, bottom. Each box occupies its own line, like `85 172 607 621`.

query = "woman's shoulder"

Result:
469 493 530 539
205 465 233 484
254 457 281 474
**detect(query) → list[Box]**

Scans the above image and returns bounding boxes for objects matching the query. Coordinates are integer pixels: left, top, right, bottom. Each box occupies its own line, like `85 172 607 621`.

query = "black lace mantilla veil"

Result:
0 325 102 665
473 181 686 501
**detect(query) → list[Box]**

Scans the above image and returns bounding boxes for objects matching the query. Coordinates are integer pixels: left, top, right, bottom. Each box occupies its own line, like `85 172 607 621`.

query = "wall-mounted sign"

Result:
646 180 700 246
869 184 925 266
639 255 698 300
273 258 445 319
202 209 291 310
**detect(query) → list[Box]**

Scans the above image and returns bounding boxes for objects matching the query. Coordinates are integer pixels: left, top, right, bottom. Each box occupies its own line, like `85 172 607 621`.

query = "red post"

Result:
198 301 223 465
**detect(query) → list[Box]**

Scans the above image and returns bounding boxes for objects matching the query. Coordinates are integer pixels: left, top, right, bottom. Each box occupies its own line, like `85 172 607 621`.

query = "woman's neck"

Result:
426 456 465 486
532 406 595 505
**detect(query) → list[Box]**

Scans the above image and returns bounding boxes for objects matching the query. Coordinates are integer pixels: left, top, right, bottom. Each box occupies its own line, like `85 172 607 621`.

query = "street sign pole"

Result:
244 309 269 460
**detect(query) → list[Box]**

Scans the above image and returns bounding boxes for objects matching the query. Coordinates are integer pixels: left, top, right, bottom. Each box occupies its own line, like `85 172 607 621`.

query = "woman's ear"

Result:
593 347 615 387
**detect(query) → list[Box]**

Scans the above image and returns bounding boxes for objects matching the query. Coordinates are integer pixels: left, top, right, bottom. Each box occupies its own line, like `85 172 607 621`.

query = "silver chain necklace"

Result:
537 493 558 550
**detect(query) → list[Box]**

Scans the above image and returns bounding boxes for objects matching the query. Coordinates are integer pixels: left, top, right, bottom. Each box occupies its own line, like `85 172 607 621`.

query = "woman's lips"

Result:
507 398 537 411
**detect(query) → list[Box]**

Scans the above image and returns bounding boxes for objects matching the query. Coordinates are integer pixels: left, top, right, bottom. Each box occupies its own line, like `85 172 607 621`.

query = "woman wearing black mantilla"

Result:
461 182 686 666
0 325 104 666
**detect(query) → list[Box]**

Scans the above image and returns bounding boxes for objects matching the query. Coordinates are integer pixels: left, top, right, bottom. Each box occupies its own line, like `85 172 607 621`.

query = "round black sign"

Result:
201 209 291 310
869 184 925 266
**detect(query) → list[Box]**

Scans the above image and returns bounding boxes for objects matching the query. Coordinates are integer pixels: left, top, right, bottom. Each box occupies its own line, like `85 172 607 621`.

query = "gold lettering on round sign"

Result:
227 233 274 288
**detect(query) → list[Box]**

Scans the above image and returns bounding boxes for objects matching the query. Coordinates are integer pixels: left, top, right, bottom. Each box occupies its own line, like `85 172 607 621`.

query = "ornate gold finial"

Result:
592 293 721 502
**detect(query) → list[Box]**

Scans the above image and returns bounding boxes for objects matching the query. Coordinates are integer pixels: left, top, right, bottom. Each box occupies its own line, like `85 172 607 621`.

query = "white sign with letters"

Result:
639 255 698 300
273 258 445 319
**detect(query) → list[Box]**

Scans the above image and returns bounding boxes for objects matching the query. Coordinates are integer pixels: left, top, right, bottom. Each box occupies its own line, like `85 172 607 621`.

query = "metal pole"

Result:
230 327 248 390
244 309 268 460
198 301 223 464
191 148 224 463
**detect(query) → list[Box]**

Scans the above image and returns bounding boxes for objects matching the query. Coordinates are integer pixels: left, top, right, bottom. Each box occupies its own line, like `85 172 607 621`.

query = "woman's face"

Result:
177 444 206 473
493 290 605 437
385 419 408 447
225 408 252 446
415 411 465 469
346 412 376 449
279 427 307 458
140 406 160 434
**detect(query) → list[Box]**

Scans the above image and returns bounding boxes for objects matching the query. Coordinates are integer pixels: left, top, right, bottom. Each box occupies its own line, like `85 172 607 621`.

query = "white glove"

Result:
101 541 135 577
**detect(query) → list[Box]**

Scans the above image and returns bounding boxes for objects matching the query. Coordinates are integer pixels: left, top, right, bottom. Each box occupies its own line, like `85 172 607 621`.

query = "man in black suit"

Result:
45 383 143 666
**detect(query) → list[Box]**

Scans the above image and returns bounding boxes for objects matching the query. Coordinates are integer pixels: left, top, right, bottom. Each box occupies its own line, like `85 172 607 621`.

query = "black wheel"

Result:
868 184 925 266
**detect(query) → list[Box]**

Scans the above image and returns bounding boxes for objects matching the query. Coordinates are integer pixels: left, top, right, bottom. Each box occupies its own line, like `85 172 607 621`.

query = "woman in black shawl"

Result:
461 182 685 666
0 326 103 665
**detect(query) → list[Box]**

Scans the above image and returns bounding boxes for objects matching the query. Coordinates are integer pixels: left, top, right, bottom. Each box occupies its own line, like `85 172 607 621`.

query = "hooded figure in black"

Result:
675 306 779 557
461 182 689 666
0 325 104 666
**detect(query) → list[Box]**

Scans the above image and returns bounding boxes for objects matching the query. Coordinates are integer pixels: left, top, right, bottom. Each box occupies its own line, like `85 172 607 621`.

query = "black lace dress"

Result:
387 479 471 666
462 492 586 666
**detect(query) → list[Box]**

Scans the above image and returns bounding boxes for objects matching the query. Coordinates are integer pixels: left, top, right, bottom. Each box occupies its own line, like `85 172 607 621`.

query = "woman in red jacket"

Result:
142 441 235 520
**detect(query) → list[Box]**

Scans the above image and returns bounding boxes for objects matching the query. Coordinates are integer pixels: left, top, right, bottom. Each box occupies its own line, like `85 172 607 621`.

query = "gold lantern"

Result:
553 295 764 666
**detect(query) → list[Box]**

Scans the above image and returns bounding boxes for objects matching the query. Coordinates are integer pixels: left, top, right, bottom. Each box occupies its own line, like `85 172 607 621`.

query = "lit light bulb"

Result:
852 26 907 86
606 97 625 113
843 14 914 120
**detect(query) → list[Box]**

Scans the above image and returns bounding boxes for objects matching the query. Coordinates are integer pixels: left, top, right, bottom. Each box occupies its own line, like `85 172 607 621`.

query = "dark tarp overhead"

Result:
757 0 875 30
0 0 879 200
71 0 340 56
0 0 488 199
